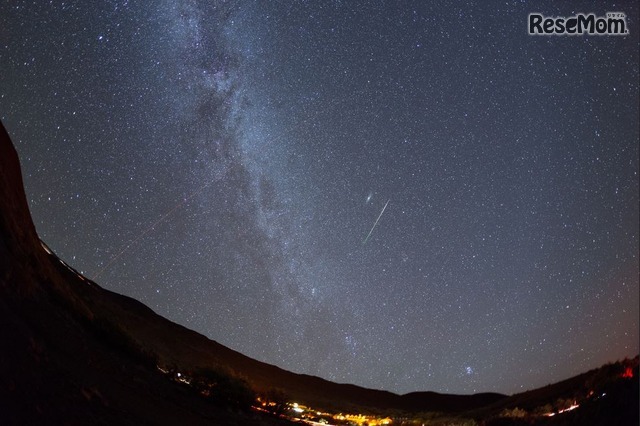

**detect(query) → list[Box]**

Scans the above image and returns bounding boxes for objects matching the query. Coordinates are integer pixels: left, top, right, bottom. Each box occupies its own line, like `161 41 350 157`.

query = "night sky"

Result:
1 1 638 395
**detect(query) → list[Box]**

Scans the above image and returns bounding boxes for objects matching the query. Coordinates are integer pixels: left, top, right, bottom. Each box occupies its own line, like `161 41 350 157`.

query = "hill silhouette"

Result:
0 121 637 425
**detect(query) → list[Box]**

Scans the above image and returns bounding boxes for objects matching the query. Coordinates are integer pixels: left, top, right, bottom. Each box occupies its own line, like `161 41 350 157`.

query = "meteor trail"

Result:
93 180 212 279
363 199 390 245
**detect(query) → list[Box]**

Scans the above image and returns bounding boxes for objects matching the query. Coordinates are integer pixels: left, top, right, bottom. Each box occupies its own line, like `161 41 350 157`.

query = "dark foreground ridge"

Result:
0 121 637 425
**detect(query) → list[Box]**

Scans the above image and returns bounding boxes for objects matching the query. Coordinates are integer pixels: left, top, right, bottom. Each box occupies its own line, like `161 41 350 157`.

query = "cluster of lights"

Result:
545 402 579 417
286 402 392 426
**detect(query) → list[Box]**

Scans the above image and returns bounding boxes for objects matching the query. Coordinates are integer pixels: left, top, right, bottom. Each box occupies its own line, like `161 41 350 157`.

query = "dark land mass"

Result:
0 120 637 425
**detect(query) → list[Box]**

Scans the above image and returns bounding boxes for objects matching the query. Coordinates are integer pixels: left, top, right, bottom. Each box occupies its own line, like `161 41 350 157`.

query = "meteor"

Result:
363 199 390 245
93 180 212 279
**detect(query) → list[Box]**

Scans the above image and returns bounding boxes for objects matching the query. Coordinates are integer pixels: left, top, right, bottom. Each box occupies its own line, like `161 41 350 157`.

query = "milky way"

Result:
1 1 638 394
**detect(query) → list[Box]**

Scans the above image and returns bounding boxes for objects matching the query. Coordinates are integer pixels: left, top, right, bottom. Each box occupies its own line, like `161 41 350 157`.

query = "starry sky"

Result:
1 1 638 395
